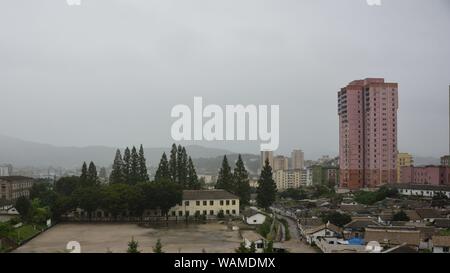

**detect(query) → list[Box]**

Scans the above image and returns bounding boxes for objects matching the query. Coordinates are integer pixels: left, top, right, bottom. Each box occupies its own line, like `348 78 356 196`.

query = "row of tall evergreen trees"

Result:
215 156 277 209
154 144 200 190
215 155 251 206
80 161 99 187
110 145 149 185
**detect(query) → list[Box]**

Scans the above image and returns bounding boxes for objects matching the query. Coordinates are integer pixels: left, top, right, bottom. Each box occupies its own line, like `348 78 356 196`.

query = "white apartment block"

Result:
274 169 302 191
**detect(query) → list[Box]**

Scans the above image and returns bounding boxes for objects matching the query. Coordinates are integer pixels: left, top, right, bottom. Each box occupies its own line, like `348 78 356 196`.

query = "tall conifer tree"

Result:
215 155 233 192
80 161 88 186
256 158 277 209
187 157 200 189
110 149 125 184
87 161 98 186
123 147 131 183
234 154 251 206
130 146 139 185
169 144 178 183
155 152 171 181
138 144 149 182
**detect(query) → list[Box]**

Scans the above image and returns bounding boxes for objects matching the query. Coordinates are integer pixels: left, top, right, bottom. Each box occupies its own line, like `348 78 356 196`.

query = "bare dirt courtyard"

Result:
13 222 242 253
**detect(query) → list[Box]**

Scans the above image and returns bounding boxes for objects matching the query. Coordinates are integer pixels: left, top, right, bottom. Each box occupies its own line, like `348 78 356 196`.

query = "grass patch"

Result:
438 229 450 236
257 216 273 239
278 218 291 241
11 224 43 243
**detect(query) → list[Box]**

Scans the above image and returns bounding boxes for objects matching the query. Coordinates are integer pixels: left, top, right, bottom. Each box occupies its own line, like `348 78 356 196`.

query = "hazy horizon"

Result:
1 0 450 159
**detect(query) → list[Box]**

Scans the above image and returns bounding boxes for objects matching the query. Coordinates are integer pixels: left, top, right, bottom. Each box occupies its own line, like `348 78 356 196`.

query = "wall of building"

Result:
400 166 450 186
339 78 398 190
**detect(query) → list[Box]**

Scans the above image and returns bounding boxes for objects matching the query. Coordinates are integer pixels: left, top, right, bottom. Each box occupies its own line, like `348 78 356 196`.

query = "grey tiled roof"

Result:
183 190 238 200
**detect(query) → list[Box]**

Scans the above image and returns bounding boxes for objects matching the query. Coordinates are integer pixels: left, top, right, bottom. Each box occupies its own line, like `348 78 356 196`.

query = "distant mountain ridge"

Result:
0 134 238 169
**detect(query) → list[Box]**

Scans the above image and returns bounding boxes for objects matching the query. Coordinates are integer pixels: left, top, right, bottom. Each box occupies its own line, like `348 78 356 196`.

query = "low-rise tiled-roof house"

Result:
343 217 380 239
415 208 441 222
433 218 450 229
298 217 324 238
404 210 422 222
432 236 450 253
303 222 342 245
364 226 421 249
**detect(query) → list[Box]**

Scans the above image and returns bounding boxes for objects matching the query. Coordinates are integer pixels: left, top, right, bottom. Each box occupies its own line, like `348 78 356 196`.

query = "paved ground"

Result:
276 214 319 253
14 222 242 253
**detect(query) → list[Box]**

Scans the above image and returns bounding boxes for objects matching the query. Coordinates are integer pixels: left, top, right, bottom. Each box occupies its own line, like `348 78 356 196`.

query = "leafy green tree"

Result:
30 199 51 225
187 157 200 189
73 186 102 220
0 222 13 238
80 162 88 186
233 154 251 206
101 184 137 218
151 180 183 218
153 239 164 253
235 242 249 253
155 152 171 181
126 185 145 218
257 216 273 238
264 240 274 253
30 182 52 200
279 188 307 200
15 196 32 222
354 186 399 205
51 195 75 221
87 161 99 186
138 144 149 182
249 242 256 253
321 211 352 227
216 155 233 192
123 147 131 183
110 149 125 184
392 210 410 222
256 158 277 209
127 237 141 253
55 176 80 196
169 144 178 183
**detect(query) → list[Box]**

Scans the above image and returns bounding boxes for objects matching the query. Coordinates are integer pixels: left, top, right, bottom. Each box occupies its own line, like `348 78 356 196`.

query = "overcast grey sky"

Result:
1 0 449 159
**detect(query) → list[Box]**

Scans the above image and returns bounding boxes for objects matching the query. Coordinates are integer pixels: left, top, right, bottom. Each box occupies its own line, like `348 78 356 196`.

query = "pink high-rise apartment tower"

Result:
338 78 398 190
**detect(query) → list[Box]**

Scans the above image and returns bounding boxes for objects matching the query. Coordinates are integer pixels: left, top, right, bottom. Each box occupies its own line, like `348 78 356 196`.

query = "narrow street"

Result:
274 212 319 253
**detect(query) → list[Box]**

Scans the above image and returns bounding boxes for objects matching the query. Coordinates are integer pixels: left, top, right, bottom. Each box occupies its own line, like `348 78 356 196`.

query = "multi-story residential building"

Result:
0 167 9 177
310 165 339 187
397 153 414 182
338 78 398 190
0 176 34 203
273 169 302 191
441 155 450 167
300 168 315 187
169 190 240 218
260 150 274 170
291 149 305 170
326 168 339 188
273 155 289 171
400 166 450 186
0 164 12 177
